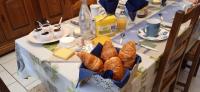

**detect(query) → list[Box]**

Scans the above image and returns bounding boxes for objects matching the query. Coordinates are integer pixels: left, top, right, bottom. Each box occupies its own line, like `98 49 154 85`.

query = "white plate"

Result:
27 28 70 44
138 27 169 41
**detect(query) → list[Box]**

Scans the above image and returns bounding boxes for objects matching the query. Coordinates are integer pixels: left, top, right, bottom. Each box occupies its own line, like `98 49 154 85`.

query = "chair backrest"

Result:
152 4 200 92
69 0 97 17
186 6 200 53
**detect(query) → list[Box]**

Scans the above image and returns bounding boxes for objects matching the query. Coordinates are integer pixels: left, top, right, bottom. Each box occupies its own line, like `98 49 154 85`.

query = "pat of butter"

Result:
152 0 161 3
53 48 75 60
95 15 117 36
74 28 81 36
60 37 75 44
92 36 111 45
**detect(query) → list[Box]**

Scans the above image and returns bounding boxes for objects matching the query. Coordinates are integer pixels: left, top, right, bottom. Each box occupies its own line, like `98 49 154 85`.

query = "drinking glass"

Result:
117 15 128 32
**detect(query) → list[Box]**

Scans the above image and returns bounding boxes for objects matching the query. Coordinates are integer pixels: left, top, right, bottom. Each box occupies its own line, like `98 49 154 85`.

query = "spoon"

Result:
59 17 63 25
36 21 43 27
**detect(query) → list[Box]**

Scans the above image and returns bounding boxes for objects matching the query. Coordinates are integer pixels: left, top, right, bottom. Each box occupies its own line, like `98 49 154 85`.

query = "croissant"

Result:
77 51 103 73
104 57 125 80
101 41 118 61
118 41 136 69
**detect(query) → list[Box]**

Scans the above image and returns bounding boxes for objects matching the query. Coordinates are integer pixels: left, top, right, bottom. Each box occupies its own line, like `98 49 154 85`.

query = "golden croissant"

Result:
77 51 103 73
104 57 125 80
118 41 136 69
101 41 118 61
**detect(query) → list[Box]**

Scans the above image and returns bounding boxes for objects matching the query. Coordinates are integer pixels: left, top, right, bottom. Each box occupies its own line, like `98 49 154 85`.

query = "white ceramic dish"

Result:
161 21 172 28
138 27 169 41
58 37 75 48
27 27 70 44
39 32 54 41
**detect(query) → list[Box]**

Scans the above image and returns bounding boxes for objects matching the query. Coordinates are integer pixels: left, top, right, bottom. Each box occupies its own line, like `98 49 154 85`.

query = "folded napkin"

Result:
125 0 149 21
99 0 119 14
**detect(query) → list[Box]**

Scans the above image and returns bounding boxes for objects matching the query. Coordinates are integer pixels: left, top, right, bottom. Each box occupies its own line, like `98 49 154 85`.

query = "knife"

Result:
137 42 159 52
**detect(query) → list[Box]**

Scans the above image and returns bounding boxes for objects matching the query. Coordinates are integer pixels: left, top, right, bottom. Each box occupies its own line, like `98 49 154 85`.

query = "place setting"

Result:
137 18 170 41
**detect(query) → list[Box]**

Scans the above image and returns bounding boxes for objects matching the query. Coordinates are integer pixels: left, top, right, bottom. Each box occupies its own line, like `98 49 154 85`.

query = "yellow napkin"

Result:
92 36 111 45
53 48 75 60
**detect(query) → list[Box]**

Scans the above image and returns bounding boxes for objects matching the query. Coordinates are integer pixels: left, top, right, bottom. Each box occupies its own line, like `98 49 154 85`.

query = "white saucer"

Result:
138 27 169 41
161 21 172 28
27 25 70 44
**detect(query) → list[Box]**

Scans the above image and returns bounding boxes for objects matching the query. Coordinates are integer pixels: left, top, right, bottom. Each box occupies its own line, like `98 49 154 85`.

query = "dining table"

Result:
15 0 200 92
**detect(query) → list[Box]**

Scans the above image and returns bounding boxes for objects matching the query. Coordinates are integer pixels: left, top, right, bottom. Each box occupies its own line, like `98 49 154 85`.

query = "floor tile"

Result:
0 65 5 72
196 68 200 77
178 69 188 83
0 52 16 64
26 80 41 91
2 59 18 74
13 73 37 87
189 76 200 92
26 80 48 92
0 70 16 86
8 82 27 92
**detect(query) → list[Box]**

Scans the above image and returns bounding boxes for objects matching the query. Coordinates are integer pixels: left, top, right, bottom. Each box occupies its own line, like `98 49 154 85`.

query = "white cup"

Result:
90 4 101 18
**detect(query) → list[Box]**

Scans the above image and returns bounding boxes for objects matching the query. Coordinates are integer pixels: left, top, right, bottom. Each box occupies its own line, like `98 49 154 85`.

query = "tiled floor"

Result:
0 52 41 92
0 51 200 92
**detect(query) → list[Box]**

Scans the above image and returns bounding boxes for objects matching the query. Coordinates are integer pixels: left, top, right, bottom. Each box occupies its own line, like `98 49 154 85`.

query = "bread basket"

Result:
77 43 142 91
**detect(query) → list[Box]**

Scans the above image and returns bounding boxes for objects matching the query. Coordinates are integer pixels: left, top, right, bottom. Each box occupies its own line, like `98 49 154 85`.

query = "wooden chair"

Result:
69 0 97 17
152 4 200 92
179 41 200 92
177 5 200 92
0 78 10 92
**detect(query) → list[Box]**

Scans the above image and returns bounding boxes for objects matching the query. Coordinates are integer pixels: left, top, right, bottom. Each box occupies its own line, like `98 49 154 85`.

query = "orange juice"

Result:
117 17 127 32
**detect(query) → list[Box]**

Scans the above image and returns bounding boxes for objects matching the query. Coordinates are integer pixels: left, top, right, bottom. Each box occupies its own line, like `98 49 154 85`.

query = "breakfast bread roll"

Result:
118 41 136 69
104 57 125 80
101 41 118 61
77 51 103 73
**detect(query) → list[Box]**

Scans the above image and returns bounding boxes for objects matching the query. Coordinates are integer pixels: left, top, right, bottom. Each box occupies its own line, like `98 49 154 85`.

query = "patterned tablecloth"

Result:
15 1 192 92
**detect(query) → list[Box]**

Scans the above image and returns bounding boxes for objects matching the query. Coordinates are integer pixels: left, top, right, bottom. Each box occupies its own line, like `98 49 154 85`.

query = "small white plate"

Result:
27 27 70 44
138 27 169 41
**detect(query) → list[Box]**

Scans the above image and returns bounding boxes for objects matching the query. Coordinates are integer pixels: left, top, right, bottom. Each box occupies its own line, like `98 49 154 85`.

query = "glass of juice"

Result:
117 15 128 32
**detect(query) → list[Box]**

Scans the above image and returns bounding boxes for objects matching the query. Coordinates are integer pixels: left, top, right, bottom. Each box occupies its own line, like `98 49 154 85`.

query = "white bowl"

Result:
59 37 75 48
32 28 43 38
38 32 53 41
42 24 54 32
54 31 63 38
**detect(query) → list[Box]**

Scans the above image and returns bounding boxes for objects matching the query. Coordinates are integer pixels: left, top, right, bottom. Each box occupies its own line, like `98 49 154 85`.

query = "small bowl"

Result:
54 24 61 29
33 28 42 38
42 24 54 32
53 28 63 38
39 32 53 41
53 25 63 38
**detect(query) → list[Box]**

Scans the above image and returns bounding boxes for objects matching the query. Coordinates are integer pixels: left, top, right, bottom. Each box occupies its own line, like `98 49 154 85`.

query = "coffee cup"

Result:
145 18 161 37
